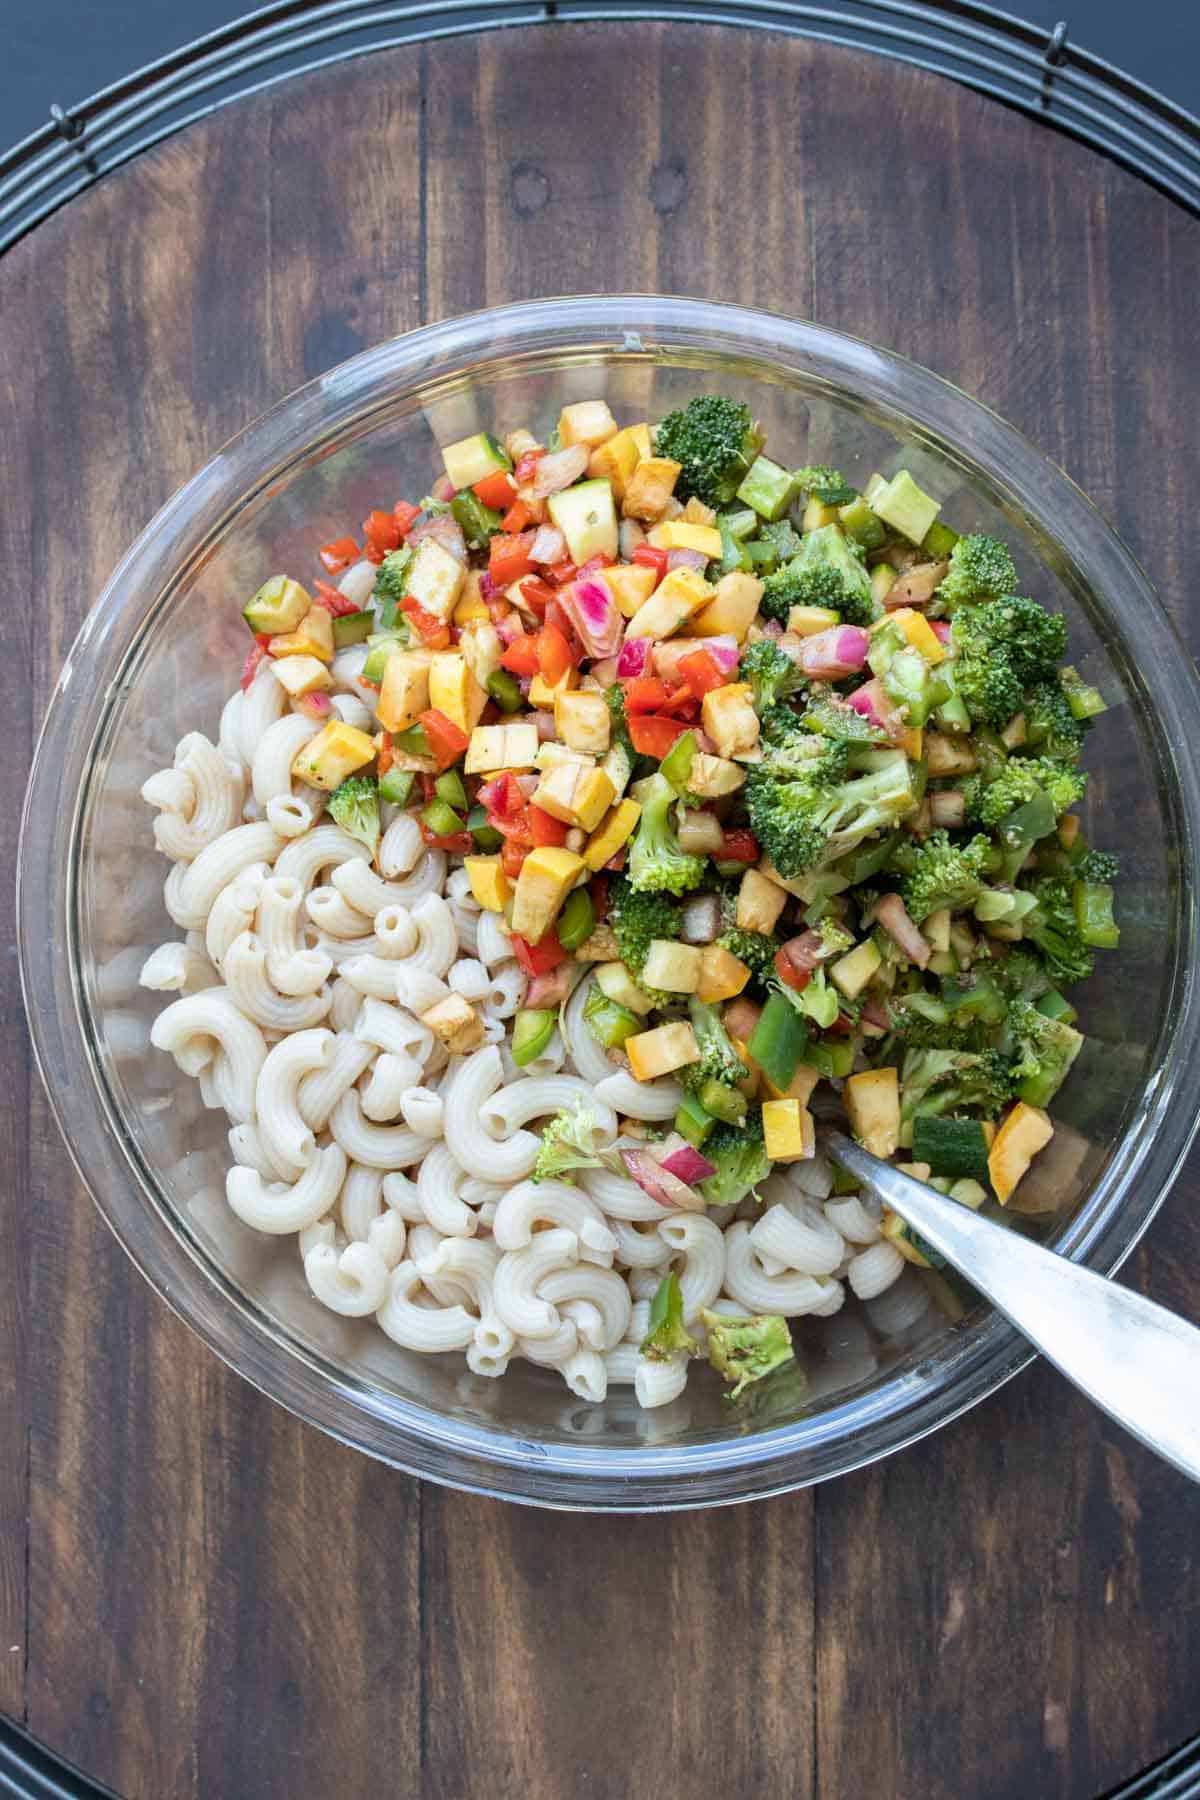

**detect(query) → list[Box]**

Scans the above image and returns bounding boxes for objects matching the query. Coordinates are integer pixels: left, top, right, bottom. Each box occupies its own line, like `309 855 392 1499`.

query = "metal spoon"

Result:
825 1129 1200 1484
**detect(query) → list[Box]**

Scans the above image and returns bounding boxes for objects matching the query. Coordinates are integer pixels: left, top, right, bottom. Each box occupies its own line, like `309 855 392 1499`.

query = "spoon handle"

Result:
826 1131 1200 1484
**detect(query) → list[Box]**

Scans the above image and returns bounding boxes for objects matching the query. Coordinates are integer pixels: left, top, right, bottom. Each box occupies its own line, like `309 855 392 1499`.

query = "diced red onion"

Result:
410 511 467 562
619 518 646 559
694 729 717 755
699 634 740 675
529 523 566 566
666 547 708 573
525 964 577 1008
494 612 526 648
677 810 725 856
531 710 557 741
929 790 965 828
930 619 952 644
847 678 906 741
797 625 870 680
431 473 456 503
532 445 590 498
875 893 931 968
761 618 783 640
780 930 824 972
620 1148 705 1212
860 995 892 1030
660 1142 716 1184
617 637 653 678
680 892 722 944
590 657 619 686
479 569 499 603
294 690 333 720
515 773 540 797
560 578 623 659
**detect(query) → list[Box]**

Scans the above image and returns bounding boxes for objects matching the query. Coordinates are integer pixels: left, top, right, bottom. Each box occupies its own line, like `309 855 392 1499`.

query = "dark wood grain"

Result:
2 21 1199 1800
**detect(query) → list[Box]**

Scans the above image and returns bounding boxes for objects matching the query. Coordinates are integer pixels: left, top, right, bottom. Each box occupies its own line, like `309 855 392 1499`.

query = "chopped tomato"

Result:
501 838 528 879
499 634 540 677
422 828 473 854
419 708 470 772
514 449 545 484
318 535 359 575
774 945 814 993
537 622 573 684
364 508 402 558
678 649 727 696
719 828 759 866
528 804 569 848
604 851 627 872
400 597 452 650
520 576 557 613
482 772 526 818
511 931 567 976
377 735 394 777
627 713 690 758
240 642 269 689
632 543 668 583
311 578 361 618
393 500 422 537
473 470 518 511
489 531 538 587
546 560 577 586
501 499 534 535
930 619 953 644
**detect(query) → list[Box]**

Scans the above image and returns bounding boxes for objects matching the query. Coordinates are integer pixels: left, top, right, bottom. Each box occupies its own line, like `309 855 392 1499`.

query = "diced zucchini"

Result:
243 575 310 636
595 961 654 1015
547 478 619 564
736 456 799 521
831 938 882 1000
332 609 374 649
870 470 941 545
911 1115 991 1182
441 431 511 491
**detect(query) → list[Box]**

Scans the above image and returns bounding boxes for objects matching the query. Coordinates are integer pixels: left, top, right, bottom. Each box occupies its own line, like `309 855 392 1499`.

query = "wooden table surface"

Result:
2 21 1200 1799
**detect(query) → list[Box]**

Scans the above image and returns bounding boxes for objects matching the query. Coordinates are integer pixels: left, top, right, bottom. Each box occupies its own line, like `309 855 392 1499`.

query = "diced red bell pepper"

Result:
377 735 395 777
240 642 269 689
400 597 452 650
627 714 690 758
547 559 577 586
678 648 727 696
528 804 569 848
483 772 526 819
499 634 541 677
421 828 474 854
632 543 669 583
489 531 538 587
393 500 422 538
312 578 361 618
774 945 814 993
364 508 402 558
719 828 759 866
622 677 673 713
658 684 699 719
501 499 534 535
520 576 557 614
511 930 567 976
419 708 470 773
473 470 518 511
605 851 627 872
318 535 360 575
537 622 573 684
501 839 528 879
930 619 952 644
514 449 545 484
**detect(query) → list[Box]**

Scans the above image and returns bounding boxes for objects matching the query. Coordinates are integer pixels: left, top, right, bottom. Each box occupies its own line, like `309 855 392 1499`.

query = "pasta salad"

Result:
142 393 1118 1410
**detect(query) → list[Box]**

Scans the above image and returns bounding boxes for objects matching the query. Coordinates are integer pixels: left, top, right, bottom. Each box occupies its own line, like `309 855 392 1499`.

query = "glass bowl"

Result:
20 297 1200 1510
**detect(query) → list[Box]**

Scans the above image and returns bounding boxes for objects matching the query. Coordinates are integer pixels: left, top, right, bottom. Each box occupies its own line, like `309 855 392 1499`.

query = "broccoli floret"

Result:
802 691 887 744
1005 998 1084 1108
899 828 991 922
608 878 681 991
968 756 1087 826
700 1309 794 1397
700 1110 770 1208
793 465 858 506
1023 876 1093 986
900 1046 1014 1130
681 998 746 1093
372 545 414 608
653 395 763 507
1075 847 1117 883
994 946 1054 1003
532 1100 612 1185
950 597 1067 729
327 775 380 854
640 1271 700 1361
888 994 987 1052
627 773 708 896
816 916 855 959
740 638 806 713
935 534 1018 611
1022 681 1088 761
747 747 916 880
759 524 875 627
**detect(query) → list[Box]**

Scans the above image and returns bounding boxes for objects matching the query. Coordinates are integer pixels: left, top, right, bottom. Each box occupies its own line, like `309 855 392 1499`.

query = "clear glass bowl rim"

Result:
19 295 1200 1510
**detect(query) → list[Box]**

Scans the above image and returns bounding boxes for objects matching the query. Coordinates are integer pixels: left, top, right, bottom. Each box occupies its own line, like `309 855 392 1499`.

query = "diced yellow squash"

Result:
682 497 718 527
505 428 539 462
844 1067 900 1159
465 722 540 774
622 457 682 522
453 570 490 625
802 496 840 531
924 732 977 777
376 649 433 733
532 762 615 833
583 798 641 871
556 690 611 755
625 1021 700 1082
901 727 924 761
270 654 332 698
648 519 724 560
575 923 619 963
762 1062 820 1106
988 1102 1054 1205
407 537 466 621
458 619 504 690
687 752 745 800
588 429 642 503
831 938 883 999
924 907 952 954
558 400 618 449
511 846 586 943
528 665 579 707
763 1098 814 1163
881 1210 934 1267
757 856 810 900
244 575 311 636
642 939 702 993
887 607 947 666
291 721 376 791
629 423 653 462
598 562 658 618
1058 812 1081 850
736 867 788 934
463 856 510 913
421 993 485 1055
269 605 335 662
787 605 841 637
695 944 751 1004
981 1120 997 1148
701 683 760 760
595 961 654 1015
428 651 487 736
687 571 764 642
1000 712 1027 750
535 742 594 773
625 566 713 641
